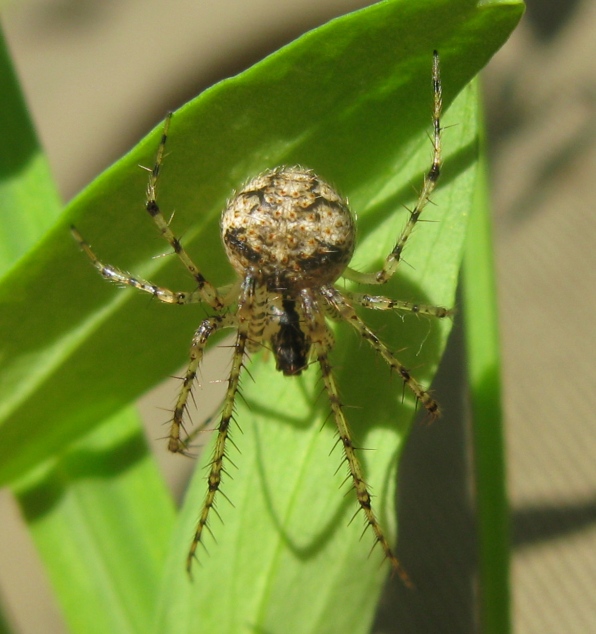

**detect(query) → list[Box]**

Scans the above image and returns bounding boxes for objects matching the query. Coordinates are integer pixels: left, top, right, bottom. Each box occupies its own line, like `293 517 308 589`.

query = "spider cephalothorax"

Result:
72 51 449 586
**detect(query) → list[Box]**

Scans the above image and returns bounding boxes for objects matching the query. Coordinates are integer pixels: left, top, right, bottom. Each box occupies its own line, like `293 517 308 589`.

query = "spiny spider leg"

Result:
301 289 412 586
344 290 453 319
144 112 223 310
321 286 440 419
319 354 413 587
186 277 254 573
346 50 442 286
71 226 208 305
169 313 237 454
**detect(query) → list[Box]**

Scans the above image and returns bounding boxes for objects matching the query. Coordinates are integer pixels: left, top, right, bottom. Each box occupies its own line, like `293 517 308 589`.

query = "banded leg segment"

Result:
344 290 453 319
71 226 207 305
186 327 247 573
144 113 223 310
301 290 412 585
321 286 440 419
186 276 255 573
318 353 412 586
169 313 237 454
352 50 443 286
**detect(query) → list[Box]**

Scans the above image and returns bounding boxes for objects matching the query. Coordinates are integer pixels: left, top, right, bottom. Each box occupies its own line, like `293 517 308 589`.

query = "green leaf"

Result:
156 75 479 634
0 0 523 631
13 409 176 634
1 22 176 634
463 131 510 632
0 25 61 268
0 0 522 484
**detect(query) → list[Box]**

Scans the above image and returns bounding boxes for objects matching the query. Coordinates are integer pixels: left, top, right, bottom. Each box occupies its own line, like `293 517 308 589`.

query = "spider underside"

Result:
72 52 449 586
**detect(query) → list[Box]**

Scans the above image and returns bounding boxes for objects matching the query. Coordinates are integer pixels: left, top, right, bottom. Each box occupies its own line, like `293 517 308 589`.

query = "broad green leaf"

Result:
154 2 518 632
0 0 521 482
157 72 479 634
0 0 523 631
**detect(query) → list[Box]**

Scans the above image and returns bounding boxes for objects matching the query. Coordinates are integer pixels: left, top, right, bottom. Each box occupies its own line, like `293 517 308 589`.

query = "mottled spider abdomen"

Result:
221 166 355 290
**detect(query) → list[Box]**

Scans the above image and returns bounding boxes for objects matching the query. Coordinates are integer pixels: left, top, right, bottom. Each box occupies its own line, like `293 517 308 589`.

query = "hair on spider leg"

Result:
176 412 220 451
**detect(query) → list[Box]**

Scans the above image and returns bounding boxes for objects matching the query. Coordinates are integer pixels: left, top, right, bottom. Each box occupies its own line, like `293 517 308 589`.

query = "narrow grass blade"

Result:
463 124 511 631
13 410 175 634
0 24 175 634
0 27 61 272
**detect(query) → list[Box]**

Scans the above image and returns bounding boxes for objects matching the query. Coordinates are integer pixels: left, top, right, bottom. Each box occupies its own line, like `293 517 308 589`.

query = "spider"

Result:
72 51 450 585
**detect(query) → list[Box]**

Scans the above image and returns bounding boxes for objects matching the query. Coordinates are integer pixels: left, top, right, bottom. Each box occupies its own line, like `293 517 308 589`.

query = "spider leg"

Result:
344 290 453 319
169 313 237 454
186 277 254 574
144 113 223 309
186 327 246 573
301 290 412 586
321 286 440 419
347 50 442 286
71 226 211 305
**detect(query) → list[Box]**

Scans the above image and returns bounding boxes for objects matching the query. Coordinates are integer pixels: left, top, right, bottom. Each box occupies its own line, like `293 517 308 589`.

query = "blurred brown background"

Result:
1 0 595 632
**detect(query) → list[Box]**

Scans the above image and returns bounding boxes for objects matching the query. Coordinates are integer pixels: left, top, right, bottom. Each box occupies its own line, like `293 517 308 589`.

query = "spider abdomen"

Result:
221 166 355 290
